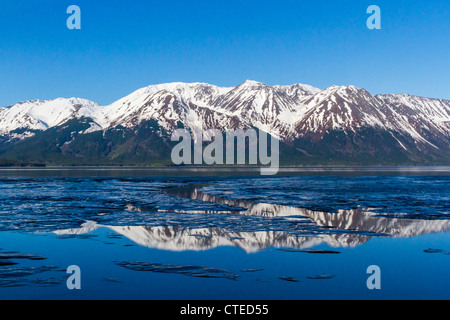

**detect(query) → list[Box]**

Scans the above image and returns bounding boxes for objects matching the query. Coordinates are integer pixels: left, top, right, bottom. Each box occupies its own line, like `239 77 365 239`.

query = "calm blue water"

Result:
0 168 449 300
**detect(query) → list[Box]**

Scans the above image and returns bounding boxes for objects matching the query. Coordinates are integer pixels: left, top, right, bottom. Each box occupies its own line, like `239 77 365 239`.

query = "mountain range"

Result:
0 80 449 166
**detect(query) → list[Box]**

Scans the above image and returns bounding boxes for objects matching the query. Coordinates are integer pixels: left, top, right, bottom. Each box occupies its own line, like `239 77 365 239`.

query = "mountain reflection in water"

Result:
54 184 450 253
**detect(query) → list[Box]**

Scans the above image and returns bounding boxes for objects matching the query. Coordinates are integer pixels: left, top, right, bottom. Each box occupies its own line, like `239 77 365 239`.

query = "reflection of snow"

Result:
54 185 450 253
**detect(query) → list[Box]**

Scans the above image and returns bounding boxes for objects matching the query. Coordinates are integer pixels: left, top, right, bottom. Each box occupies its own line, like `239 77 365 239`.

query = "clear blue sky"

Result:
0 0 449 106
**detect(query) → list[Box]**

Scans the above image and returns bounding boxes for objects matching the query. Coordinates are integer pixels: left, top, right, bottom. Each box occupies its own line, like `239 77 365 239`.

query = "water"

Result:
0 168 449 300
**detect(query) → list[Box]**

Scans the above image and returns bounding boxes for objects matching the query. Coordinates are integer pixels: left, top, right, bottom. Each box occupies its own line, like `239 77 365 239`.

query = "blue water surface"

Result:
0 168 448 300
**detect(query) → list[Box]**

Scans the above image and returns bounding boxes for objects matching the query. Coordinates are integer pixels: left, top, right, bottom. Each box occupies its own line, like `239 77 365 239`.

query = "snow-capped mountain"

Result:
0 98 100 137
0 81 449 165
289 85 449 146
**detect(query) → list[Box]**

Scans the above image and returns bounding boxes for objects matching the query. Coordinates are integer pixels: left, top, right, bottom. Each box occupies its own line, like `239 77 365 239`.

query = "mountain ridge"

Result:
0 81 449 166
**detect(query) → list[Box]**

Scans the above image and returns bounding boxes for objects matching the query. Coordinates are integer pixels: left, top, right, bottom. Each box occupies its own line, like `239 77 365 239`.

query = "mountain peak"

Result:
320 85 373 100
327 84 359 91
239 80 267 87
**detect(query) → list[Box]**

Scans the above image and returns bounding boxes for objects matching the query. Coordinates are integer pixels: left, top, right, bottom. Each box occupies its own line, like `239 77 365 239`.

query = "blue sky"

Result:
0 0 449 106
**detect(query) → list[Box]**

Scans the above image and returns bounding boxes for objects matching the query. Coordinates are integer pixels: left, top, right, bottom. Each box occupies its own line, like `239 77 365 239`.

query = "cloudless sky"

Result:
0 0 449 106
